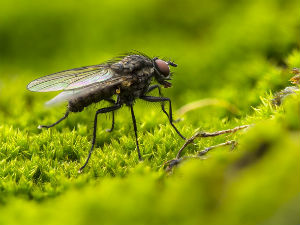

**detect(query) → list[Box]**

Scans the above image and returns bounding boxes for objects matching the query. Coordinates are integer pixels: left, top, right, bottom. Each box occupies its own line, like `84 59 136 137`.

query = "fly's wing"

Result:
45 90 78 106
27 65 113 92
45 76 129 106
27 63 133 106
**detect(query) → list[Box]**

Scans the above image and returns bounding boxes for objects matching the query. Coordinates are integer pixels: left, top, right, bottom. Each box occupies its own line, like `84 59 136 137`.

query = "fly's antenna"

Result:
167 61 177 67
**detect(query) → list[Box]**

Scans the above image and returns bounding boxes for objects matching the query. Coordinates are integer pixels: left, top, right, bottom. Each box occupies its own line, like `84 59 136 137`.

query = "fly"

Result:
27 52 186 172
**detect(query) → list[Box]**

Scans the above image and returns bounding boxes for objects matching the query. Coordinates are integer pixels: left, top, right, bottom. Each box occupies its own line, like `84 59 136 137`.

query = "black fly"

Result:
27 52 185 172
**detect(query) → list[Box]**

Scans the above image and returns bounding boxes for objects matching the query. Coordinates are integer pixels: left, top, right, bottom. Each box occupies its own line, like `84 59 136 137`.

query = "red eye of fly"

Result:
155 59 170 76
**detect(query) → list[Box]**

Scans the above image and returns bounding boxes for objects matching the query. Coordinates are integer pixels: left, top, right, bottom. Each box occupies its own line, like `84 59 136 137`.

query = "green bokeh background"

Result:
1 0 299 108
0 0 299 224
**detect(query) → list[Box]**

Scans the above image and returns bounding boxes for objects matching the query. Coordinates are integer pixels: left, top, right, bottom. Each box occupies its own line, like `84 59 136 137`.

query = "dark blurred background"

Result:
0 0 299 114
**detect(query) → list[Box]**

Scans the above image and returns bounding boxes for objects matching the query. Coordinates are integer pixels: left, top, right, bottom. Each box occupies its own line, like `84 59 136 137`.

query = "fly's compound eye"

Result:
155 59 170 77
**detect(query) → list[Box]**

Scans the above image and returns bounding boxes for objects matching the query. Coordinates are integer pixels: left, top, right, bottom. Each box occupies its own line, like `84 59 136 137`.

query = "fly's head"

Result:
152 57 177 88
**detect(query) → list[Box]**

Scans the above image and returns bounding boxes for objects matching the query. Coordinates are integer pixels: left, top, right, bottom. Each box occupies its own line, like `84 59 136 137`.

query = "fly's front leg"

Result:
79 104 121 172
147 84 162 94
146 85 169 119
140 96 186 140
38 110 70 129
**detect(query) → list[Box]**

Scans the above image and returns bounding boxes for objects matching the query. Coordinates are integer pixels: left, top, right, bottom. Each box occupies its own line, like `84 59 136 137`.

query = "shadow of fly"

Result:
27 52 186 172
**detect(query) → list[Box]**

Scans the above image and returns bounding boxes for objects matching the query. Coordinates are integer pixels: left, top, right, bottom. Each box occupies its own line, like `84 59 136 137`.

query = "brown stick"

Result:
163 125 251 172
165 140 238 172
176 125 250 159
197 140 237 156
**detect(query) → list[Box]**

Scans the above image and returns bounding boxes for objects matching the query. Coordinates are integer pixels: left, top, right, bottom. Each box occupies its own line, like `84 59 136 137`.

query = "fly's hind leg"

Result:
79 104 121 172
38 110 70 129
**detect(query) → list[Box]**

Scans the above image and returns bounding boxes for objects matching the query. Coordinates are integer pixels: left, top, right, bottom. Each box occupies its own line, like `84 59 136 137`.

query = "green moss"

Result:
0 0 299 224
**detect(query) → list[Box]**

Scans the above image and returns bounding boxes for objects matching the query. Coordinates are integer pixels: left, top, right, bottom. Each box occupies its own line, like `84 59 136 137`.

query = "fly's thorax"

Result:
110 55 153 74
117 69 154 106
118 64 154 91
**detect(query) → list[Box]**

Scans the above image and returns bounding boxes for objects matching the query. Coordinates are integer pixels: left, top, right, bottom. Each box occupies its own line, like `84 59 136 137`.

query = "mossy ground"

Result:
0 0 300 224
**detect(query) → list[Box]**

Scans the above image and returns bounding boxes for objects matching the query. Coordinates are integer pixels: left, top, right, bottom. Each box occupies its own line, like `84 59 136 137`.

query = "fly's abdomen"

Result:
68 86 116 112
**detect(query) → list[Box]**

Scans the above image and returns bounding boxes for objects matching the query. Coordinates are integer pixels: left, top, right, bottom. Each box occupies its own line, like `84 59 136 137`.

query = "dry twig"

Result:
197 140 237 156
164 125 251 171
176 125 250 159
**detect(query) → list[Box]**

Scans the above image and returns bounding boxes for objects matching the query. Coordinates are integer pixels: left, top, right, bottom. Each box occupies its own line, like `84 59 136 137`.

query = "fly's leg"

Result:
146 85 180 122
130 105 142 161
146 85 169 118
140 96 186 140
38 110 70 129
104 98 116 132
79 104 121 172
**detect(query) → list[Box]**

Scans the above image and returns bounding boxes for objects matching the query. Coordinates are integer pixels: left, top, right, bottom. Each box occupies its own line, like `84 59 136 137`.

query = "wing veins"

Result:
29 67 109 91
36 65 105 80
42 70 99 89
30 67 101 86
37 73 96 91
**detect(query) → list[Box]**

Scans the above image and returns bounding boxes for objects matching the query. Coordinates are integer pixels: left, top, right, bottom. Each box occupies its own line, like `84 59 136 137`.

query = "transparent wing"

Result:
45 76 129 106
46 90 79 106
27 65 114 92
